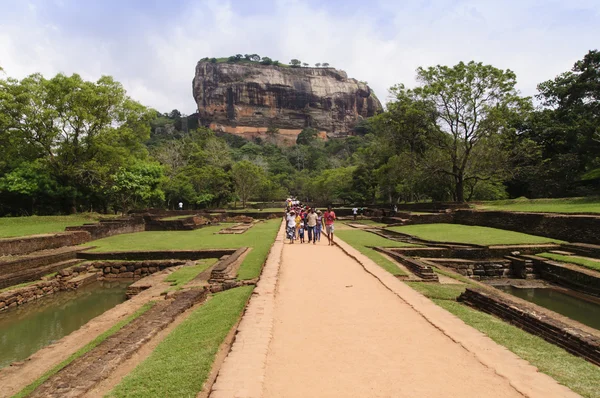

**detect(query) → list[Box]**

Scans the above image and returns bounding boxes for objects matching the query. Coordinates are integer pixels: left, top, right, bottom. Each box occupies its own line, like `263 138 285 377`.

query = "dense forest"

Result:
0 50 598 215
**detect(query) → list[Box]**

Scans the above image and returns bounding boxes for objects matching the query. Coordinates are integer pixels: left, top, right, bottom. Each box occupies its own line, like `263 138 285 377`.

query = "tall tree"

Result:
413 61 527 201
231 160 264 208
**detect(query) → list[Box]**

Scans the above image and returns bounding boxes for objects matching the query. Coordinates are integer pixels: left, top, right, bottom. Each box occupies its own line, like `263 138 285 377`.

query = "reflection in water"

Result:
0 280 130 368
496 285 600 331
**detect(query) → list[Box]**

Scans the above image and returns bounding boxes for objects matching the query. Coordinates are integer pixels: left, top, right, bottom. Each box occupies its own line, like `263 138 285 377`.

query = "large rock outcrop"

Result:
192 61 382 142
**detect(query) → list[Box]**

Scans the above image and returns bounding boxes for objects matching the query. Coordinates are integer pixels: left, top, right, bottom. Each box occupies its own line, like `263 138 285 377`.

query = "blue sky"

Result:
1 0 599 113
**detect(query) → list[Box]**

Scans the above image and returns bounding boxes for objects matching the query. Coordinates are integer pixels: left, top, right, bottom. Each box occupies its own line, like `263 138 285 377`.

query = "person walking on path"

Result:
324 206 336 246
352 207 358 221
306 208 318 244
315 210 323 242
286 210 296 243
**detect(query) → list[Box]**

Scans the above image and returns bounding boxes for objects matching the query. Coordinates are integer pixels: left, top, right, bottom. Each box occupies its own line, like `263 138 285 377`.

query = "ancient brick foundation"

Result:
65 217 145 240
77 249 236 261
524 255 600 297
374 248 438 281
0 265 98 312
89 260 188 279
0 231 91 256
458 287 600 366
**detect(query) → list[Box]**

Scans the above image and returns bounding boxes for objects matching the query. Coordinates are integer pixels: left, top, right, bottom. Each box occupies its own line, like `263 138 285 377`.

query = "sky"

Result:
0 0 599 114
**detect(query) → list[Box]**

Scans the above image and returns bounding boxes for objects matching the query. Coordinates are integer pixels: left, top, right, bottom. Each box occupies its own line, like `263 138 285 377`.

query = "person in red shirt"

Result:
323 206 336 246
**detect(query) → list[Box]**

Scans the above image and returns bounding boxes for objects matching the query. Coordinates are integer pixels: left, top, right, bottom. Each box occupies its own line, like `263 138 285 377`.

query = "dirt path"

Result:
260 238 578 398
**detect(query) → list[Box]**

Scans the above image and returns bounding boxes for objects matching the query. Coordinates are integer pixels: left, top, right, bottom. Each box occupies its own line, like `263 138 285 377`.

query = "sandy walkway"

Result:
260 240 561 398
210 223 578 398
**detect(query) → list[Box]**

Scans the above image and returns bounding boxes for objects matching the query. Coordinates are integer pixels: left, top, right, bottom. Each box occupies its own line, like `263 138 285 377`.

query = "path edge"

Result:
334 236 581 398
208 220 286 398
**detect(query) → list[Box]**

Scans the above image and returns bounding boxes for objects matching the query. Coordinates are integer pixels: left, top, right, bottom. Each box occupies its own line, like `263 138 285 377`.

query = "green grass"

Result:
475 197 600 214
336 229 415 276
164 259 217 289
344 219 387 227
107 286 253 398
388 223 562 245
227 208 283 213
0 214 115 238
538 253 600 272
403 278 600 398
13 301 155 398
160 215 197 221
89 220 281 280
437 301 600 398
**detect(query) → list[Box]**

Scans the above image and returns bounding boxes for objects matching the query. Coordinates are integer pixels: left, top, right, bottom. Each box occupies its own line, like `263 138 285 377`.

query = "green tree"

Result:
260 57 273 65
322 63 330 67
0 72 153 212
231 160 264 208
296 127 319 145
290 59 301 67
109 162 165 213
413 61 527 202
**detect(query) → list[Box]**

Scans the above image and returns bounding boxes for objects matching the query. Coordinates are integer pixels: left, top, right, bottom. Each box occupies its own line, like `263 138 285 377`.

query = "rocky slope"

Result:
192 61 382 142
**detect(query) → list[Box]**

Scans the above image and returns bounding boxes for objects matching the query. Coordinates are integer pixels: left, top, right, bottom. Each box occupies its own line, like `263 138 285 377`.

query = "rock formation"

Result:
192 61 382 142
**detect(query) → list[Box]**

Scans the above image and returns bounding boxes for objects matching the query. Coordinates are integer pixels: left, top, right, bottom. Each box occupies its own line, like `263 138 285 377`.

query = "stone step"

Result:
549 250 575 256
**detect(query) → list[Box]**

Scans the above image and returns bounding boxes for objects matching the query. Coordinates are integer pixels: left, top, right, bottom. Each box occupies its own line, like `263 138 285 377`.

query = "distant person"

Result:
306 208 318 244
359 207 364 218
286 210 296 243
324 206 336 246
352 207 358 221
178 201 183 211
295 211 303 240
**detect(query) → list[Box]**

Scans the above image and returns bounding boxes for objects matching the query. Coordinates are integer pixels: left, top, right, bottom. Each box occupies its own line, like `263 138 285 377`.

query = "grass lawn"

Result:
89 220 281 280
388 224 562 246
344 219 388 227
336 229 415 276
14 302 155 398
0 214 113 238
107 286 253 398
538 253 600 272
227 208 283 213
164 259 217 289
404 280 600 398
475 197 600 214
160 215 196 221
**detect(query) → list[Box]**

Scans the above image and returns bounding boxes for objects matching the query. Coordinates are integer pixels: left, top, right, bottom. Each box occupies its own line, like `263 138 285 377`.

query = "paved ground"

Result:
210 223 579 398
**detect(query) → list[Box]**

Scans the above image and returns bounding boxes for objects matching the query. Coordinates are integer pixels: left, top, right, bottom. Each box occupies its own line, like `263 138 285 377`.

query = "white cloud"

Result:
0 0 599 113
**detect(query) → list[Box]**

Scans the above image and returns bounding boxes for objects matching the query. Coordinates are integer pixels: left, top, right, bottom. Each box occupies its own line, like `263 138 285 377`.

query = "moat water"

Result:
0 280 130 368
496 285 600 331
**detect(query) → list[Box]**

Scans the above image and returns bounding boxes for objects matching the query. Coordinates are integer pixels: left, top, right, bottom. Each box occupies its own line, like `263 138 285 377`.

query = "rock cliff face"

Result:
192 61 382 141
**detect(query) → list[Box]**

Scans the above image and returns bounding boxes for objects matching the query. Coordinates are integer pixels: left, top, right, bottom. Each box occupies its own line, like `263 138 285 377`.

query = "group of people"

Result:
285 201 336 246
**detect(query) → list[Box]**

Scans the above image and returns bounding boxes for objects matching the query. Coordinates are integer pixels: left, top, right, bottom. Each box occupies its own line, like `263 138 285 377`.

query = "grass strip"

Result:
403 280 600 398
538 253 600 272
475 197 600 214
336 229 415 276
436 300 600 398
388 223 562 245
0 213 118 238
164 259 217 289
344 219 388 227
107 286 254 398
12 301 155 398
89 220 281 280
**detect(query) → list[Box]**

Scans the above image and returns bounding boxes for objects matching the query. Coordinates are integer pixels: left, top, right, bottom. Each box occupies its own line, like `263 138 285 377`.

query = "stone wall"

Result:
374 248 438 281
426 258 512 280
90 260 188 279
458 287 600 366
65 217 145 240
525 255 600 297
453 210 600 244
0 264 98 312
0 231 91 256
78 249 236 261
144 215 211 231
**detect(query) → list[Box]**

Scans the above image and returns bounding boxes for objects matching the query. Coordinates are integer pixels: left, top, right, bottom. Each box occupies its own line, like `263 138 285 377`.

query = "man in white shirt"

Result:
352 207 358 221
